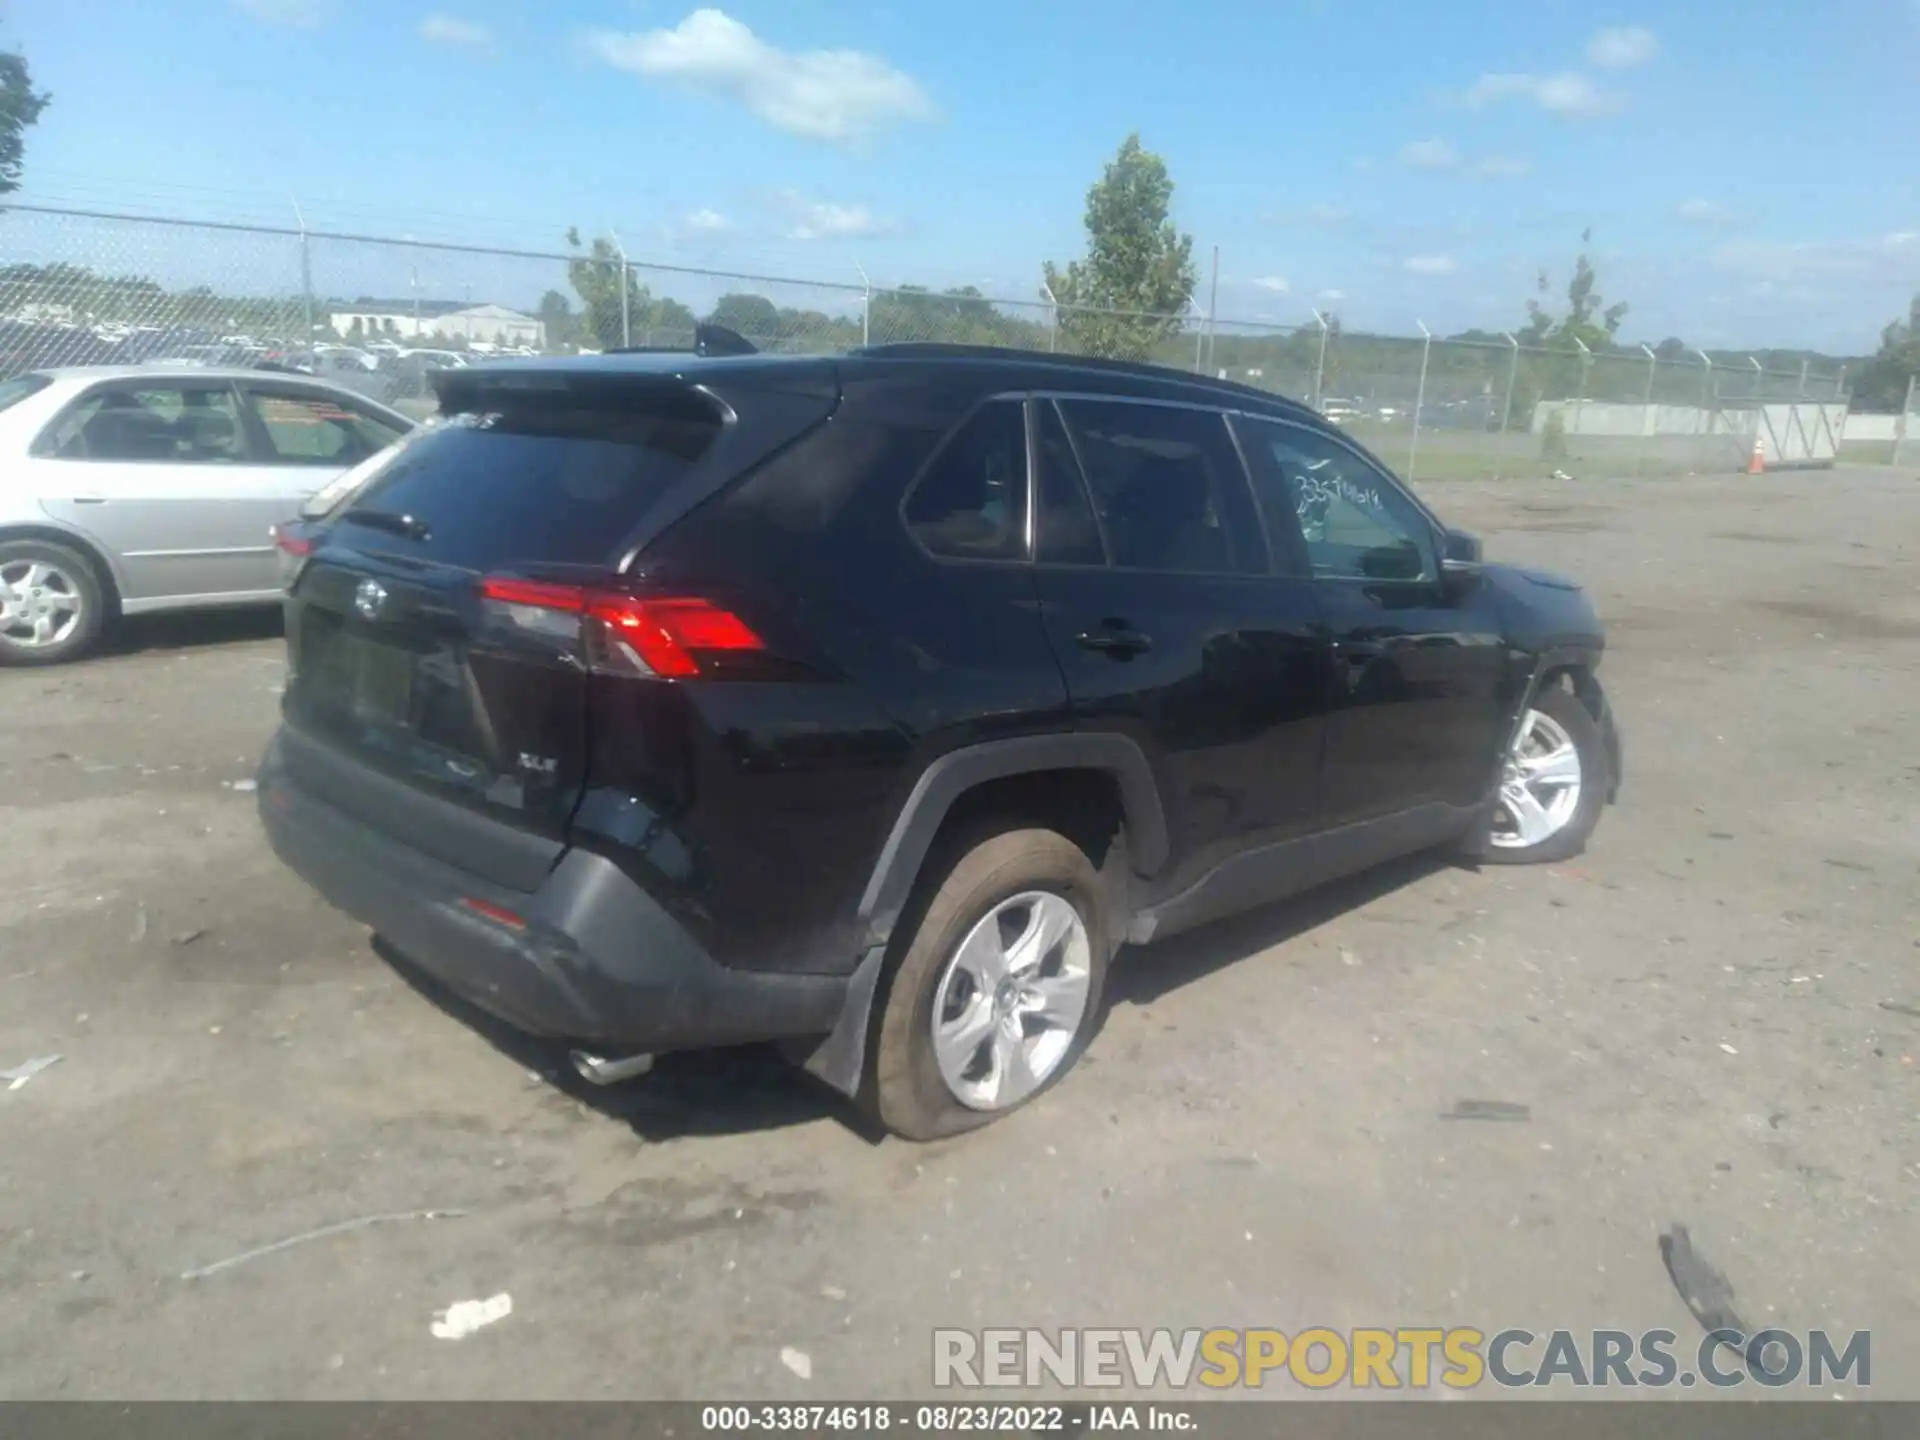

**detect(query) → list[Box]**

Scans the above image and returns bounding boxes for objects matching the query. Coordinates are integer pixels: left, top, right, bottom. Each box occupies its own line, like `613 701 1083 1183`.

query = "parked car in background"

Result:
258 342 1621 1140
0 365 413 664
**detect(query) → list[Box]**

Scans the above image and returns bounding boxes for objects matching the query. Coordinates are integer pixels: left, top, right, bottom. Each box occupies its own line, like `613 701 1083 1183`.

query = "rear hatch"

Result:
279 360 839 890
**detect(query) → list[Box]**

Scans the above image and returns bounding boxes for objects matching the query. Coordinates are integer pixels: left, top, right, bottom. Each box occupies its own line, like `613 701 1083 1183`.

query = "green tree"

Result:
0 50 49 196
707 292 780 340
1848 295 1920 413
536 289 579 350
1043 133 1198 362
565 227 648 349
1519 228 1628 351
644 295 698 344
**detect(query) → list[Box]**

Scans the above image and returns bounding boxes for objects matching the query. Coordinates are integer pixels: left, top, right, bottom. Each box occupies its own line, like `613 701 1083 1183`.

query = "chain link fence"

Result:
0 201 1857 479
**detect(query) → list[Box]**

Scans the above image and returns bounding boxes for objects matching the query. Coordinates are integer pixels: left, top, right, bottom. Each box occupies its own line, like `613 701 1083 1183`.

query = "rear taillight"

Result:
272 523 315 592
478 576 764 678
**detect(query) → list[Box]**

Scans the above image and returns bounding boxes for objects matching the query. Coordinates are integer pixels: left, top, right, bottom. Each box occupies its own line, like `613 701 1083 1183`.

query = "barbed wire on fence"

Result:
0 201 1859 480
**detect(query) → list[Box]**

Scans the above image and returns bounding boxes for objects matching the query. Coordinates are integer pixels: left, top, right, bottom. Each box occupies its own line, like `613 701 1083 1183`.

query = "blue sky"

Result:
8 0 1919 351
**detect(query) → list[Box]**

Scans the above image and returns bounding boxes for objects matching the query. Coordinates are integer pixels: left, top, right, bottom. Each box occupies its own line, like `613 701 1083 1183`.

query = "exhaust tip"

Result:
569 1049 655 1086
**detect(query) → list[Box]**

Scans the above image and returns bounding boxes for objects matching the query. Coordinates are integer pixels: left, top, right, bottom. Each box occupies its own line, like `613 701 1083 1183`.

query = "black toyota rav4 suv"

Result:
259 341 1621 1140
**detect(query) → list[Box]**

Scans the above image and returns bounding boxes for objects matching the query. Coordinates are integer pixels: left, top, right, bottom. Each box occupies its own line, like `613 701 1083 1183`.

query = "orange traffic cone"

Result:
1747 439 1766 475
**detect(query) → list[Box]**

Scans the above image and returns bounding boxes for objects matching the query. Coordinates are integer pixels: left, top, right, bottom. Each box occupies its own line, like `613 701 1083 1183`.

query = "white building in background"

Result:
328 300 544 348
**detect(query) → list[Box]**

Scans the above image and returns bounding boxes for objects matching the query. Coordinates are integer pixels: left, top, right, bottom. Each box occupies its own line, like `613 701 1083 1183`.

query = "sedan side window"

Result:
244 388 404 466
36 384 249 464
1240 419 1435 582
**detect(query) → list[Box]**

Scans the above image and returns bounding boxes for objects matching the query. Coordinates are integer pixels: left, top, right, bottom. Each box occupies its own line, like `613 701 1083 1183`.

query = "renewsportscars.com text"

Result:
933 1327 1870 1390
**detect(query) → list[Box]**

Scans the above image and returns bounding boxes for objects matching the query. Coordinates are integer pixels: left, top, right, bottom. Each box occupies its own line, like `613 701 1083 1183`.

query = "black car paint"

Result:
260 347 1617 1097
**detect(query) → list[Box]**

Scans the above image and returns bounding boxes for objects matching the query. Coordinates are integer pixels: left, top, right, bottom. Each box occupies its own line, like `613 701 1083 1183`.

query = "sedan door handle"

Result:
1076 625 1153 658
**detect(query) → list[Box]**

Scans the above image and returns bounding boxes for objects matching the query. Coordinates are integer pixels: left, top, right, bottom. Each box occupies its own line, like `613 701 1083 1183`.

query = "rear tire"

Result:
0 539 107 667
868 827 1110 1141
1478 684 1608 865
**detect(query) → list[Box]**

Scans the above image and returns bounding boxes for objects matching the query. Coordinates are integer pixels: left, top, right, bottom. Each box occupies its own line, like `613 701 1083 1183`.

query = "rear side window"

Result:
903 400 1029 561
0 373 51 414
245 388 405 465
338 401 721 569
1054 400 1252 575
1033 401 1105 566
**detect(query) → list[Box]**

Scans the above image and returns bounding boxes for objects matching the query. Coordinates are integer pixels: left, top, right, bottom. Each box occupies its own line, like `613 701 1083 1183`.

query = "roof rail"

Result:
605 322 758 359
850 342 1316 414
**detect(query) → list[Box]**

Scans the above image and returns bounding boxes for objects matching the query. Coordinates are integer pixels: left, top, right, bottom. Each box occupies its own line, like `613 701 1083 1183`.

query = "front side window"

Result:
903 400 1029 561
244 387 406 465
1054 399 1244 575
1240 418 1435 582
36 383 248 463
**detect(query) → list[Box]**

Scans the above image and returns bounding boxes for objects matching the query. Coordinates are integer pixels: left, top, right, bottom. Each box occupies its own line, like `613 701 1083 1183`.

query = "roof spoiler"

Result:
604 322 758 359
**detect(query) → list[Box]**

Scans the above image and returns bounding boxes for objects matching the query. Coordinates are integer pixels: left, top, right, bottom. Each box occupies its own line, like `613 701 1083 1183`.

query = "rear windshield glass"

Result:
336 401 721 570
0 373 52 415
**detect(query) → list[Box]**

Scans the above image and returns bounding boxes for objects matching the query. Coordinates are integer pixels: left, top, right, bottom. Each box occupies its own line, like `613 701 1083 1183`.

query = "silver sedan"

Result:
0 365 415 664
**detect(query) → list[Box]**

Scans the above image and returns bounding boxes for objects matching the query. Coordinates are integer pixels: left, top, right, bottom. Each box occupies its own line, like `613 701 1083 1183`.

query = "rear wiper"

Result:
344 508 431 541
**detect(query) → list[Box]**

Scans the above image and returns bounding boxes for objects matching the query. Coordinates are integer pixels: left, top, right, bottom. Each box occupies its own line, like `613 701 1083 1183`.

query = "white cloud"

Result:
231 0 324 24
1304 203 1350 225
1475 155 1533 178
1318 289 1346 303
1252 276 1291 294
1710 233 1920 282
1403 255 1457 275
1677 198 1736 228
1588 25 1659 70
682 208 732 234
420 15 491 48
1466 71 1617 116
775 192 897 241
1400 138 1460 169
587 8 936 144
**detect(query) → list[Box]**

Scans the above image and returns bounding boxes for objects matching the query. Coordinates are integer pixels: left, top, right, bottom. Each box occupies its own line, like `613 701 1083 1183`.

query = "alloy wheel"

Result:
1490 708 1584 849
930 890 1092 1112
0 559 85 651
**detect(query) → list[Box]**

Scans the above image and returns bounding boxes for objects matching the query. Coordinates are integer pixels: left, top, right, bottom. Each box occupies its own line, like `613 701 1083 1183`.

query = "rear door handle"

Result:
1076 624 1153 657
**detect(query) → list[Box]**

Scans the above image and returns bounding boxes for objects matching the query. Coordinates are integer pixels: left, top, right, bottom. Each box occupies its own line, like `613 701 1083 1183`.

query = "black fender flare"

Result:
855 731 1168 949
1498 643 1617 798
793 731 1169 1098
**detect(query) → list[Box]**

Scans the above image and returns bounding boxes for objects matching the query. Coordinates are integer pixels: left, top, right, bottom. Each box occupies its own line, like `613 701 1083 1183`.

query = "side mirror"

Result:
1439 528 1483 593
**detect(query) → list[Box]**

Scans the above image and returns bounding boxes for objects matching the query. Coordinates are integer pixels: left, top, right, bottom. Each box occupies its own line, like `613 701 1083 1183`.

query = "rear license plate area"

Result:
349 636 414 726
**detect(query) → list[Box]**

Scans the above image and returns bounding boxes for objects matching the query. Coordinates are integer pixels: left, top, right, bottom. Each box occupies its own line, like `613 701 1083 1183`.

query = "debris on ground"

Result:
431 1293 512 1341
224 778 258 794
129 908 148 944
820 1284 847 1301
171 929 207 947
1658 1224 1751 1354
180 1208 469 1280
1441 1099 1532 1123
3 1054 62 1092
780 1347 813 1380
1719 1042 1739 1055
1878 1001 1920 1021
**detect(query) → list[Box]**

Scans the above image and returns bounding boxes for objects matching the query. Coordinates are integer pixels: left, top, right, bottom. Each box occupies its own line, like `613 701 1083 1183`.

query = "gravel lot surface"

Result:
2 466 1915 1400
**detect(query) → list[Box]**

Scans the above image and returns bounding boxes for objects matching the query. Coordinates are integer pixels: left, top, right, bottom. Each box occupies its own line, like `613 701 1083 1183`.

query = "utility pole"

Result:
1206 245 1220 374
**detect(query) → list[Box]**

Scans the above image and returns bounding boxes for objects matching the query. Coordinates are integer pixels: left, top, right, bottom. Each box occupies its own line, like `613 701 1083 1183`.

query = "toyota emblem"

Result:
354 578 388 621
